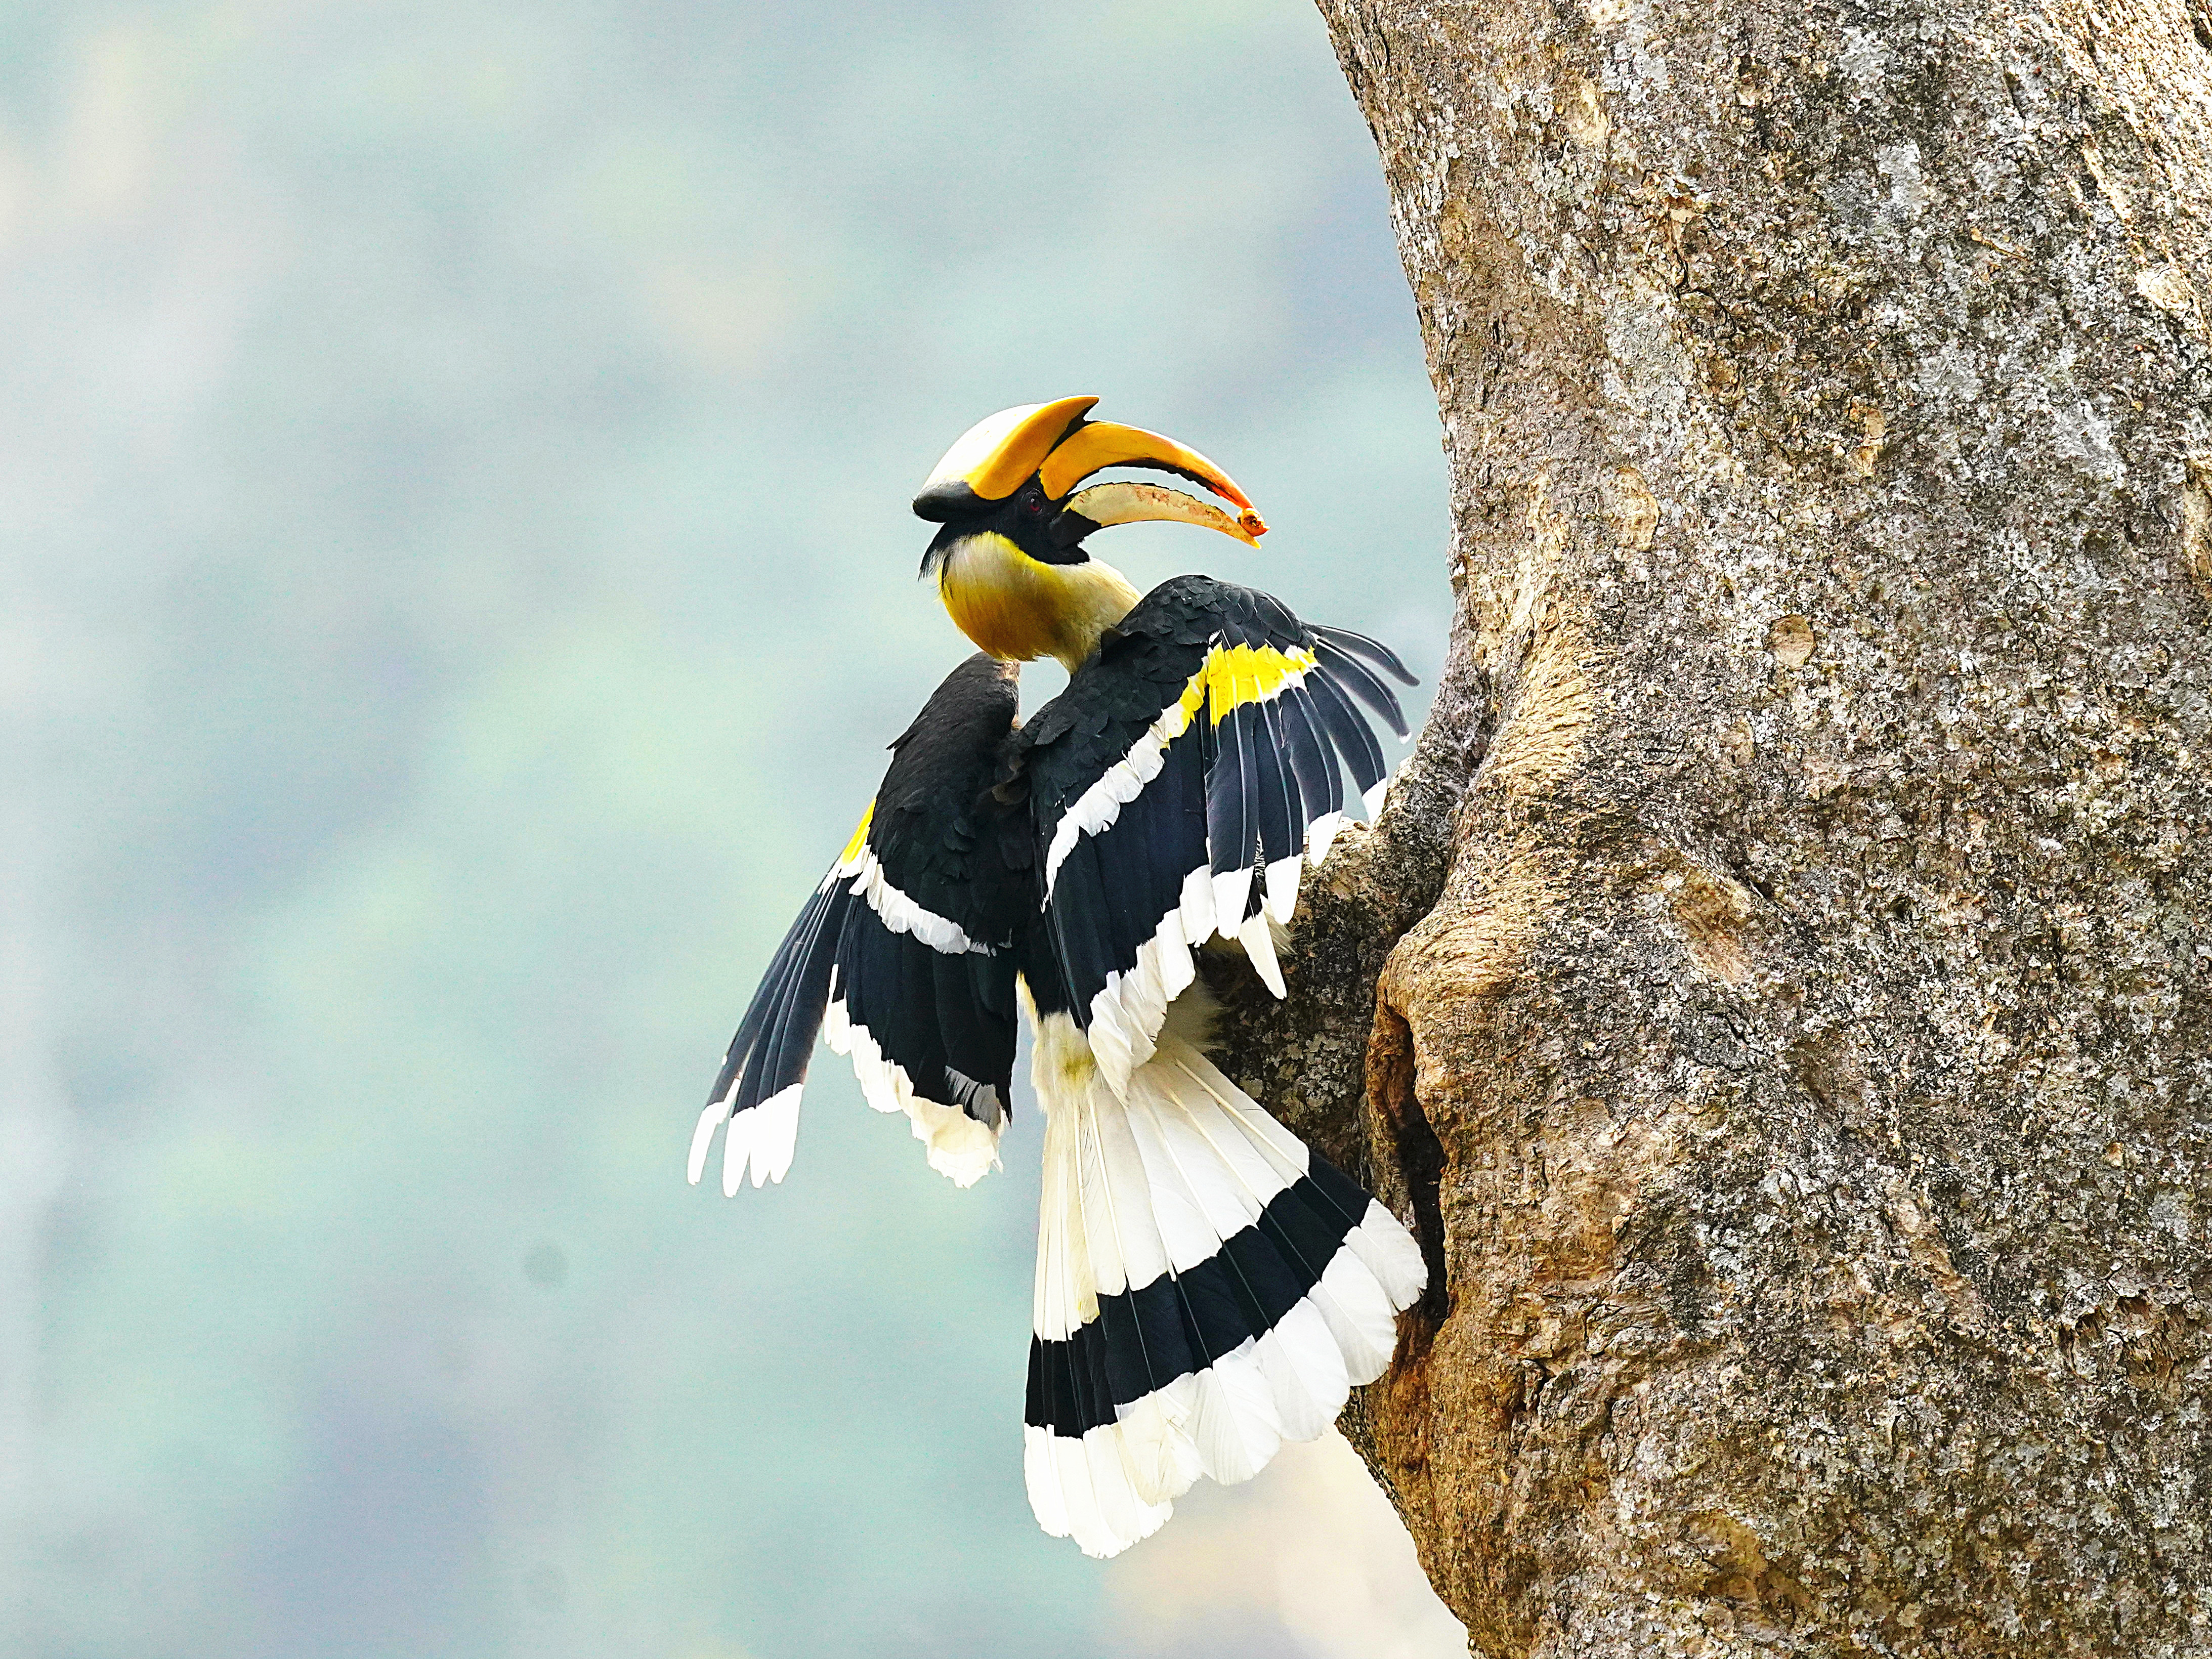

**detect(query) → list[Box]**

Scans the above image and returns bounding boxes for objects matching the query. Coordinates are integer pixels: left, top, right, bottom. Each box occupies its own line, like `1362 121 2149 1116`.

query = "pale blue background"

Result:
0 3 1450 1654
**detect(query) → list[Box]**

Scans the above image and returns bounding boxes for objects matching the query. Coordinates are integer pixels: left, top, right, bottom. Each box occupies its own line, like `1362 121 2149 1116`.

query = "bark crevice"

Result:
1367 998 1452 1327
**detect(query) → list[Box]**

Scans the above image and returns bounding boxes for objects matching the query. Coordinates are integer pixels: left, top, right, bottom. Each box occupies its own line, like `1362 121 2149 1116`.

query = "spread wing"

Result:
692 655 1027 1194
1016 576 1414 1093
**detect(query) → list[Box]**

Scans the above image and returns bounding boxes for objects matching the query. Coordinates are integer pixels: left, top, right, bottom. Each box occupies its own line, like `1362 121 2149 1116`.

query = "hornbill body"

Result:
693 401 1427 1556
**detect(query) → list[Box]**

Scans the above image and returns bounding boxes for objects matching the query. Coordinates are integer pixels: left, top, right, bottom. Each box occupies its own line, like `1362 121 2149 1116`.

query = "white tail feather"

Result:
1116 1091 1233 1274
1255 1301 1351 1441
1192 1055 1312 1174
1150 1051 1303 1218
1042 1429 1171 1558
1189 1344 1284 1484
1024 1426 1071 1537
1083 1431 1171 1549
1049 1435 1099 1549
1119 1076 1271 1266
1026 1006 1427 1555
1348 1205 1431 1309
1072 1075 1169 1302
1314 1249 1401 1382
1112 1378 1204 1505
1035 1098 1076 1340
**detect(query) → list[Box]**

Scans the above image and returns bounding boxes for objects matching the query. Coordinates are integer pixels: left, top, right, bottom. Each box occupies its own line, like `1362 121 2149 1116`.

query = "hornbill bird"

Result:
691 398 1427 1557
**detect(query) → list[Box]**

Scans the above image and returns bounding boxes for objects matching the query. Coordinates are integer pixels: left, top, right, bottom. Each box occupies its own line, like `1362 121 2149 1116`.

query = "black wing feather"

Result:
1312 622 1417 686
1276 687 1341 829
1251 697 1302 871
697 654 1024 1189
1208 695 1254 880
1304 663 1389 803
707 877 853 1113
1014 575 1415 1084
1314 637 1410 737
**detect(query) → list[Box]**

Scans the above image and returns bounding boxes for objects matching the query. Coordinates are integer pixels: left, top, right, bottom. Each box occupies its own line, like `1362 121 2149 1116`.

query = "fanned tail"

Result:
1023 1015 1427 1558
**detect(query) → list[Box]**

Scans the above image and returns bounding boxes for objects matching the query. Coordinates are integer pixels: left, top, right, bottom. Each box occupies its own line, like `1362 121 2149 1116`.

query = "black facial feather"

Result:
920 477 1094 576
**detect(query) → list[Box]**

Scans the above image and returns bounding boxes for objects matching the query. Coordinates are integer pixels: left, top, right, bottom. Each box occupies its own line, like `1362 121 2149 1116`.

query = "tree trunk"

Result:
1214 0 2212 1650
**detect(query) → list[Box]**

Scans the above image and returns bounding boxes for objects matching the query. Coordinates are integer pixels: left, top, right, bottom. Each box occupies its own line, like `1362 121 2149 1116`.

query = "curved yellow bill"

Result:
913 396 1099 520
1063 481 1267 547
1037 421 1255 509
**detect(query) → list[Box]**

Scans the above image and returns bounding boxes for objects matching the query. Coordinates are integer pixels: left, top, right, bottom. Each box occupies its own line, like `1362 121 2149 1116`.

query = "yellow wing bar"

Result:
1203 643 1315 726
834 800 875 872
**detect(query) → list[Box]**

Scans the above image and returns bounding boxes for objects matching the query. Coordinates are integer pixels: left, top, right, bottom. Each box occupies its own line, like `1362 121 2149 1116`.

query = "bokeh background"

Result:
0 2 1459 1654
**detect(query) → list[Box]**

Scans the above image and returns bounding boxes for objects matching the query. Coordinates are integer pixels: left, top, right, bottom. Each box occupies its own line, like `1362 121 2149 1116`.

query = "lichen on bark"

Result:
1213 0 2212 1650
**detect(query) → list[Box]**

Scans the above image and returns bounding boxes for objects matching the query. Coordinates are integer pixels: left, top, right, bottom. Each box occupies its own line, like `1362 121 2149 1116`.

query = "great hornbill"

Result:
692 398 1426 1557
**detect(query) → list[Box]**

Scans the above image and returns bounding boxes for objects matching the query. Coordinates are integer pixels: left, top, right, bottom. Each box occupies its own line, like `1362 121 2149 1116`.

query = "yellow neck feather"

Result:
936 533 1142 672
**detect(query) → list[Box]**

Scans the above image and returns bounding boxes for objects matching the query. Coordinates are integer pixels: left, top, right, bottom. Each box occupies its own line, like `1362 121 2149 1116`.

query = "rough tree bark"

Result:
1209 0 2212 1651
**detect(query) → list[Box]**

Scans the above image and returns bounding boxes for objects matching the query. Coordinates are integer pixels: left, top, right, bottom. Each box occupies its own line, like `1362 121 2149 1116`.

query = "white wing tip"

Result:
1306 810 1350 867
719 1105 755 1198
1237 911 1287 998
687 1100 726 1186
1176 862 1216 943
838 1006 1004 1185
750 1085 803 1187
923 1110 1005 1187
1211 867 1255 941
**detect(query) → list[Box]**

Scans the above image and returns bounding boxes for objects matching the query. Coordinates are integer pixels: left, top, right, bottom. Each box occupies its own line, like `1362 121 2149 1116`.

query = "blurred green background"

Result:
0 2 1455 1654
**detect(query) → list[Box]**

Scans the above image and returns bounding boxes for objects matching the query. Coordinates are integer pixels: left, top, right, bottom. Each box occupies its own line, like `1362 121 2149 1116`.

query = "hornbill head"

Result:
912 396 1267 670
